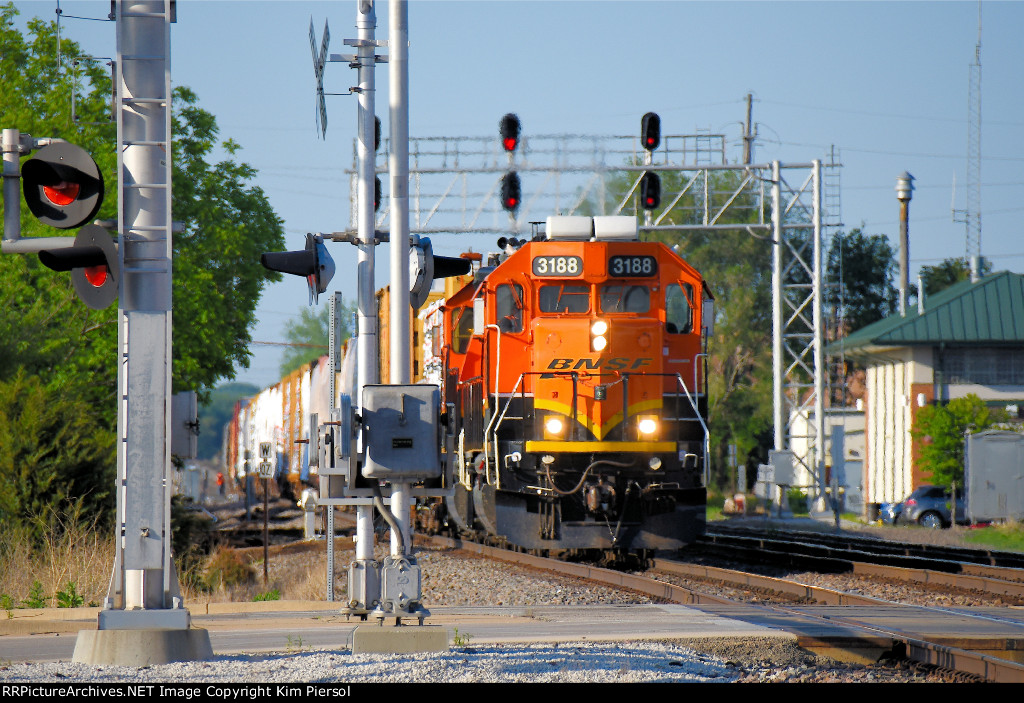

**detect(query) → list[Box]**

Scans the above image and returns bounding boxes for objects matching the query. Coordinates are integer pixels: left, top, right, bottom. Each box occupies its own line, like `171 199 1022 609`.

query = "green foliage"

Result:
197 382 260 460
55 581 84 608
919 256 992 296
252 589 280 602
0 371 113 538
279 306 330 377
278 299 354 377
203 547 255 591
826 227 898 332
911 394 1004 486
451 627 473 647
171 86 285 398
0 6 284 534
22 580 47 609
1 593 13 618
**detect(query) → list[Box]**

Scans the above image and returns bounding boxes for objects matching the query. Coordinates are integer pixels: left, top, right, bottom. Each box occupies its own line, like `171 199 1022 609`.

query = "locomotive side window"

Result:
496 283 525 332
600 284 650 313
539 284 590 314
451 307 474 353
665 283 693 334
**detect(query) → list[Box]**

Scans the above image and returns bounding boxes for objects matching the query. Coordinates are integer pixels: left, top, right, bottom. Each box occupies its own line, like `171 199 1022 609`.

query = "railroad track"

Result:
702 524 1024 572
422 533 1024 683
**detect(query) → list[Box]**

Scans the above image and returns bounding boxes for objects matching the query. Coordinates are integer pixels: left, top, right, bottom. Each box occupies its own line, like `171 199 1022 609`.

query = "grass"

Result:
962 521 1024 552
0 513 111 609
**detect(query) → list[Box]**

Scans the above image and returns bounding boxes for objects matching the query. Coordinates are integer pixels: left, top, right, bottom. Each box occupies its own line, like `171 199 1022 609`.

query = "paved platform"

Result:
4 602 1024 665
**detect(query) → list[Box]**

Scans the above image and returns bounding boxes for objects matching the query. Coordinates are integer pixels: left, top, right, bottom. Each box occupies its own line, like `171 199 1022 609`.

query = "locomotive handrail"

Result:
674 373 711 487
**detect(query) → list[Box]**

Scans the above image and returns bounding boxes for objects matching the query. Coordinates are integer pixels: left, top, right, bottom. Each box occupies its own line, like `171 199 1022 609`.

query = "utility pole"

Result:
742 93 756 165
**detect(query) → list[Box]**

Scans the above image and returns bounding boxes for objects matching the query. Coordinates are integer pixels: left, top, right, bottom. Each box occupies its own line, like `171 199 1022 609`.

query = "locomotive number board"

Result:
608 255 657 277
532 255 583 276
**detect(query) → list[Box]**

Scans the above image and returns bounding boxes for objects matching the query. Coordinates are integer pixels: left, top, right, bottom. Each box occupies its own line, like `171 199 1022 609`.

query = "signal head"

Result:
22 143 105 229
500 172 521 213
641 112 661 152
640 171 661 210
37 224 119 309
499 113 521 152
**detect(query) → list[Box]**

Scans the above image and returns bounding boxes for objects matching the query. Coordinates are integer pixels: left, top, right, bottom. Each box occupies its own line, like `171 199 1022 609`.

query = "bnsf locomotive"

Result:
436 215 711 556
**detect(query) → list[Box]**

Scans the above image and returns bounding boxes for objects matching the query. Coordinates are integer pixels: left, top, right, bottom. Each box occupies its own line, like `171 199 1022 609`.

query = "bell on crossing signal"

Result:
499 113 521 152
641 112 661 152
37 224 119 309
260 233 335 305
500 172 521 212
640 171 660 210
22 142 104 230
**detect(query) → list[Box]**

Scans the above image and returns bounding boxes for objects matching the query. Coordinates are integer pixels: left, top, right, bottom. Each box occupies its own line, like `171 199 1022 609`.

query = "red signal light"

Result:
43 181 80 207
641 112 661 152
500 172 521 212
84 265 109 287
502 136 517 152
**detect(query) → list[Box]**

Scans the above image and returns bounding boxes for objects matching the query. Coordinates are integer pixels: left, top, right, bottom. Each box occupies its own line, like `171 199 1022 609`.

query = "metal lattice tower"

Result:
966 2 982 261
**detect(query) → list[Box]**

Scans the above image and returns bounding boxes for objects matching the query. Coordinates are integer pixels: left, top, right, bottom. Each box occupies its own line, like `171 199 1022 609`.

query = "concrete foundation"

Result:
350 624 448 654
72 628 213 665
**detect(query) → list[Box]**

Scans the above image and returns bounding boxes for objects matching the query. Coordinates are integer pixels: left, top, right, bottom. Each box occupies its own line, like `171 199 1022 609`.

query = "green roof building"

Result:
828 271 1024 507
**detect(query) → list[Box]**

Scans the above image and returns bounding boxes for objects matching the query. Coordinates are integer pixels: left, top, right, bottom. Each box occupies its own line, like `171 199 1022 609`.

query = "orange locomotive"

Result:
437 216 711 556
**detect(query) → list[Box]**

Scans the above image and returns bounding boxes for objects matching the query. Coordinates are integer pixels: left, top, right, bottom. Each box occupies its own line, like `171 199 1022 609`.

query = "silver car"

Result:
895 485 967 528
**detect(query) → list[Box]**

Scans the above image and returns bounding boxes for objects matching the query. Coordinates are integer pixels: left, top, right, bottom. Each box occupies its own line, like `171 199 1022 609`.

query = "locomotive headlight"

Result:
591 320 608 352
638 416 658 436
648 457 663 470
544 416 565 437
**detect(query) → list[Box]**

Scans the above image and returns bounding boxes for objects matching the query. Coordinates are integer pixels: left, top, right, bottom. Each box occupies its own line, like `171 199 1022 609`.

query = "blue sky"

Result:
13 0 1024 389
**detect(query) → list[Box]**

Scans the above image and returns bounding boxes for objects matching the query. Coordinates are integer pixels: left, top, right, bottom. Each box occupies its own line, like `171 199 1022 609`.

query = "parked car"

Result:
879 501 902 525
894 485 967 528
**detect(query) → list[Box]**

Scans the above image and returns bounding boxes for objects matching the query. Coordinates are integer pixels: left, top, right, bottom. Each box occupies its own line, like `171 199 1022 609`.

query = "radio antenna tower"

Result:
964 0 982 269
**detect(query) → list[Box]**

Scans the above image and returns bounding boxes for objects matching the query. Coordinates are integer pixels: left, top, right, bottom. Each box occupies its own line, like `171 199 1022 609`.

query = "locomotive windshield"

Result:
538 284 590 314
599 284 650 313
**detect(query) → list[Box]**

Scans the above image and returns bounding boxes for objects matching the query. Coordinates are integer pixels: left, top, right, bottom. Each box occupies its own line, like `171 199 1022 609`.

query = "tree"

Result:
278 298 354 376
825 227 898 333
919 256 992 297
0 5 284 532
197 382 259 461
911 394 1004 486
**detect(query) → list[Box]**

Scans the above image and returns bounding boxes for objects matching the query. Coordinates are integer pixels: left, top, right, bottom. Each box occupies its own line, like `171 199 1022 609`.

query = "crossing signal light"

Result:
38 224 119 309
22 142 105 229
640 172 660 210
499 113 521 152
641 112 661 152
500 172 521 212
260 233 336 305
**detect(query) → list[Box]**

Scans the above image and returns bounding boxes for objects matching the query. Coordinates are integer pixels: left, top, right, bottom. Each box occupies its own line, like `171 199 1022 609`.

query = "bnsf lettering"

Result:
546 357 652 370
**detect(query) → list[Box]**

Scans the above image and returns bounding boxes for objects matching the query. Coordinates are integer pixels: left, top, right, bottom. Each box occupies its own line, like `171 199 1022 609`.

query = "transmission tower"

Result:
957 1 983 263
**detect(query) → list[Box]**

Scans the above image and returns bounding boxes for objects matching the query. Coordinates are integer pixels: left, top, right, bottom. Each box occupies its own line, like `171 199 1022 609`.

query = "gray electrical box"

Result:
362 384 441 480
768 450 795 485
967 431 1024 522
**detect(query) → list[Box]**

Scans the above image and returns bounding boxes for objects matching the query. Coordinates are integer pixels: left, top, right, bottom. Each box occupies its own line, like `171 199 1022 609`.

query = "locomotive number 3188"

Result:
609 255 657 277
532 256 582 276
